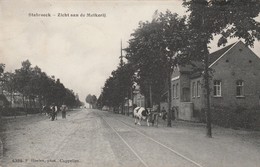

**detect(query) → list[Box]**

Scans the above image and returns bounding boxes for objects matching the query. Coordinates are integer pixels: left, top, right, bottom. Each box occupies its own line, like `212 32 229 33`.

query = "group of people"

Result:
42 103 68 121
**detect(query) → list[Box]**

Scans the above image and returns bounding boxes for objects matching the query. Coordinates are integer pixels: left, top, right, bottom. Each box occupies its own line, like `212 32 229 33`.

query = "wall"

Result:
210 41 260 109
133 93 145 107
178 102 194 121
171 78 180 108
160 102 168 111
190 77 204 111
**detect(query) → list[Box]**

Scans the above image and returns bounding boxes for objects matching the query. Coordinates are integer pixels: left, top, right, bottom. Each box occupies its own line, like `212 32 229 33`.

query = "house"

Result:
160 91 169 113
133 85 145 108
2 91 24 108
2 90 41 109
171 41 260 121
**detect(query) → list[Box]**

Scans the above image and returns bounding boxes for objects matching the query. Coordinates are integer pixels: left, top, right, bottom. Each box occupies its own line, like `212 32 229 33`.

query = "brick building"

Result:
171 41 260 121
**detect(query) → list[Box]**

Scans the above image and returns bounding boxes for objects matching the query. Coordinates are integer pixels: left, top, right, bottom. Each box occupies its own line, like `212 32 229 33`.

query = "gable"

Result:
171 40 260 81
210 41 260 82
209 41 260 68
209 42 236 65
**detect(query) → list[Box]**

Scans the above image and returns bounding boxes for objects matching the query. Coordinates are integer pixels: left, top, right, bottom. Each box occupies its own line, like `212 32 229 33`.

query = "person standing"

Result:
171 107 176 120
54 105 58 120
50 103 56 121
161 107 167 121
61 103 67 119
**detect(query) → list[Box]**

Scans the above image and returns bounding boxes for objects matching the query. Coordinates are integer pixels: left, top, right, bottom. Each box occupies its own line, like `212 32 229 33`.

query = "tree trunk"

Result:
121 102 124 115
131 86 134 117
200 7 212 138
127 90 129 116
22 95 26 117
204 44 212 138
149 84 153 108
167 61 172 127
33 98 36 110
29 97 32 109
22 95 25 109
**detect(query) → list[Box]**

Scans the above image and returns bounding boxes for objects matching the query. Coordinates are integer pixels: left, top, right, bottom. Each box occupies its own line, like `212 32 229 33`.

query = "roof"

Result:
178 42 236 73
177 41 240 79
209 42 236 65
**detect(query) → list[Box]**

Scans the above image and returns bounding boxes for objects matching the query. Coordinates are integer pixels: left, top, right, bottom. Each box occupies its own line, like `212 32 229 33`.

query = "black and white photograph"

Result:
0 0 260 167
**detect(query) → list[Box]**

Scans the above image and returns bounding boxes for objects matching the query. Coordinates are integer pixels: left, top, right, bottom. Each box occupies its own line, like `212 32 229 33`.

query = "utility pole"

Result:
120 39 124 114
120 39 124 67
167 56 172 127
0 64 5 120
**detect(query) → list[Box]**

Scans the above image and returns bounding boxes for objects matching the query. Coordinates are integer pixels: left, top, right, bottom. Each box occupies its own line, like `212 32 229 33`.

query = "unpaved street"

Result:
0 109 260 167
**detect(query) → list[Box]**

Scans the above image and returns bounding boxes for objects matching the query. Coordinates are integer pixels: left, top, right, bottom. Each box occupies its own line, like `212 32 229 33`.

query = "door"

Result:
182 87 191 102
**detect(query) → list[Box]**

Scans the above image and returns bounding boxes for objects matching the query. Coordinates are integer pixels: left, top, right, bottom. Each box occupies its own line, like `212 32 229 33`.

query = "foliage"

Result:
182 0 260 137
1 107 27 116
98 1 260 131
0 94 9 106
201 106 260 130
85 94 98 108
98 63 135 110
1 60 82 109
125 10 189 126
0 64 4 74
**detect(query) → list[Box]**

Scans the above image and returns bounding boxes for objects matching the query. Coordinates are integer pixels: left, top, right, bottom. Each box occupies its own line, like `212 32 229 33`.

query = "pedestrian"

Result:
60 103 67 119
50 103 56 121
54 105 58 120
50 103 58 121
161 107 167 121
171 107 176 120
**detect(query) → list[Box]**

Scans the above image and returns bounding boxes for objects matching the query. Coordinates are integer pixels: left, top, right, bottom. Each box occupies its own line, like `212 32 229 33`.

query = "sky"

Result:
0 0 260 103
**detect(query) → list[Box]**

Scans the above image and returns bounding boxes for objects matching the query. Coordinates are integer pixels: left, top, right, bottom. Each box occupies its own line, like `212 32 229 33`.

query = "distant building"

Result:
133 85 145 108
171 41 260 121
3 90 40 108
3 91 23 108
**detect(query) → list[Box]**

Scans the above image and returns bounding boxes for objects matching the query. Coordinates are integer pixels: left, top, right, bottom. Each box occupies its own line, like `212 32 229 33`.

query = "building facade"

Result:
171 41 260 121
133 85 145 108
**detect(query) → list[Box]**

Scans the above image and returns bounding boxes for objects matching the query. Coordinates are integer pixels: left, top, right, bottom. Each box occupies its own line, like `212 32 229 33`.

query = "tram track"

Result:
101 115 149 167
114 117 204 167
96 111 205 167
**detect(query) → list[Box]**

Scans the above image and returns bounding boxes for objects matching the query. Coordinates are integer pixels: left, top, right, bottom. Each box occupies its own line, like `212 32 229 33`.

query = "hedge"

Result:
0 107 41 116
199 106 260 130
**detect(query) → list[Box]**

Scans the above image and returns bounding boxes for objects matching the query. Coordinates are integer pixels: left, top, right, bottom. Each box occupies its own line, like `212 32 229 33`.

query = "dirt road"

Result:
0 109 260 167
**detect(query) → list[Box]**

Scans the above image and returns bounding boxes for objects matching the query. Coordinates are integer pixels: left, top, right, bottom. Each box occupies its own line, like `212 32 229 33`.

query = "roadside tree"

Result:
183 0 260 137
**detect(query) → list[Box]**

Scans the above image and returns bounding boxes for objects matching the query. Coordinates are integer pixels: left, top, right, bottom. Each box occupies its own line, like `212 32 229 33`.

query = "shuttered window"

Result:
236 80 244 97
213 80 221 97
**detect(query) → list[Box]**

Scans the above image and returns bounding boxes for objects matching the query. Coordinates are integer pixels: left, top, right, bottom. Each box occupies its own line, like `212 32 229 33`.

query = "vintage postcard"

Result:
0 0 260 167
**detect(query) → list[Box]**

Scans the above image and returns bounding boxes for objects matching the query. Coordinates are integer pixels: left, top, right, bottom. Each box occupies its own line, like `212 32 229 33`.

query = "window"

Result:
236 80 244 97
192 82 196 98
197 81 201 97
176 83 179 98
213 80 221 97
172 84 175 98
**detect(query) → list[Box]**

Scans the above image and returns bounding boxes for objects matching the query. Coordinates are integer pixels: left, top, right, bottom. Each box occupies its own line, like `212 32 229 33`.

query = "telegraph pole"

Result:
120 39 124 67
120 39 124 114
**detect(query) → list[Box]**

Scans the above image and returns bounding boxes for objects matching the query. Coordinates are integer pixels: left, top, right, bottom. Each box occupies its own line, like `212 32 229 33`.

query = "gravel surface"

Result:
0 109 259 167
